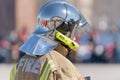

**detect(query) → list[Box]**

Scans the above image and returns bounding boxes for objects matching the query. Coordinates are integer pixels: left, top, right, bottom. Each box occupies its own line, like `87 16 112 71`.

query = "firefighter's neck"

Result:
54 44 69 56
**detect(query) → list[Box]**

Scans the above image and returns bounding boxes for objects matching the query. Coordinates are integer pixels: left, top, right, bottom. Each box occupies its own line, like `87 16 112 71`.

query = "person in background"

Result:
0 34 11 63
10 0 91 80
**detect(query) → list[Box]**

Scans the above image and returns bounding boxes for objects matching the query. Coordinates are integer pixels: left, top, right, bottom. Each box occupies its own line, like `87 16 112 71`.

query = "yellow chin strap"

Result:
55 31 79 51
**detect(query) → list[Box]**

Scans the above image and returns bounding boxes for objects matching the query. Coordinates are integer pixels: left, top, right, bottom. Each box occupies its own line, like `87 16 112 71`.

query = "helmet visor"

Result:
38 17 78 37
78 12 92 32
38 17 64 31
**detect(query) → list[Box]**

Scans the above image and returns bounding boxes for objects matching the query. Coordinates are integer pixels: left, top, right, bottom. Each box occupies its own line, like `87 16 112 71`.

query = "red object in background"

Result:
74 35 80 43
18 27 28 43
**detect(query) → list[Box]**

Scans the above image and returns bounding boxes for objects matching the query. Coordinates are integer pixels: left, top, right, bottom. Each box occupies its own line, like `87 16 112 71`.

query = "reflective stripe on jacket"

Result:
10 65 17 80
39 60 55 80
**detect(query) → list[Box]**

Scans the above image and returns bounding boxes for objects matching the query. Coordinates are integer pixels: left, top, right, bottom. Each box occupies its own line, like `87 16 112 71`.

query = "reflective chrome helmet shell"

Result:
34 0 88 35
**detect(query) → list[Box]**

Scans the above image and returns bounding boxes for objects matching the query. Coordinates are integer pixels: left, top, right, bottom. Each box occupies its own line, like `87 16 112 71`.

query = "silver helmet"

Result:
34 0 89 36
19 0 90 56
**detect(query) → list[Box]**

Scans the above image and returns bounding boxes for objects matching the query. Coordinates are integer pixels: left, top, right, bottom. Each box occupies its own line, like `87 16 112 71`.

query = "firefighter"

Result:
10 0 91 80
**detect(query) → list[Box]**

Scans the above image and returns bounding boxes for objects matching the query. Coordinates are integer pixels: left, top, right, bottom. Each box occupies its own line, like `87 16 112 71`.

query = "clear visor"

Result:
38 17 64 31
37 17 79 38
37 16 92 37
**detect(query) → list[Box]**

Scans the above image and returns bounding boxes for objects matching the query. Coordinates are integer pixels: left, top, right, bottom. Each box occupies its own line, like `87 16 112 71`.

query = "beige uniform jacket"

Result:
10 50 84 80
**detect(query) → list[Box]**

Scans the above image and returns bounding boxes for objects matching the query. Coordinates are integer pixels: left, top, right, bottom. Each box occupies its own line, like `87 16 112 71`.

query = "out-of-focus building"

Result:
93 0 120 31
0 0 15 35
0 0 37 36
15 0 37 33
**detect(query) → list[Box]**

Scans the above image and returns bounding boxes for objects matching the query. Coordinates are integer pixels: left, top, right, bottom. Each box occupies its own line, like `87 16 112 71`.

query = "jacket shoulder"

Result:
49 50 81 78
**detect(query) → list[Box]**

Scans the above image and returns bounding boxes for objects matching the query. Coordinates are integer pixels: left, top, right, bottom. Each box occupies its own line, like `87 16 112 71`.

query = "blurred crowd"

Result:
68 26 120 63
0 27 28 63
1 26 120 63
